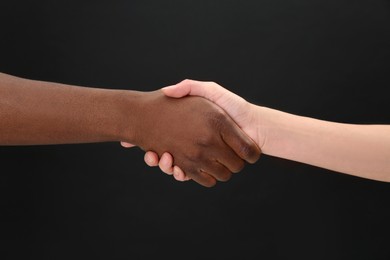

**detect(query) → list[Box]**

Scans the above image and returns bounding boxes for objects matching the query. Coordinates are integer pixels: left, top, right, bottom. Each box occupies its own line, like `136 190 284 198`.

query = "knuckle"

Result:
219 172 232 182
187 149 203 162
207 111 227 130
192 170 217 188
232 160 246 173
239 141 260 162
181 79 193 85
204 178 217 188
182 166 197 179
194 135 214 147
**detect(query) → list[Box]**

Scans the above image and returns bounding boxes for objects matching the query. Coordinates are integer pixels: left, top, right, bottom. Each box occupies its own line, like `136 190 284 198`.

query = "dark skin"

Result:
0 72 261 187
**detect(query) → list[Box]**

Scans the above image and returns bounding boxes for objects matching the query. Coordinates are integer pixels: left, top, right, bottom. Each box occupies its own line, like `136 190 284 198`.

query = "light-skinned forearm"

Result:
0 72 139 145
256 105 390 182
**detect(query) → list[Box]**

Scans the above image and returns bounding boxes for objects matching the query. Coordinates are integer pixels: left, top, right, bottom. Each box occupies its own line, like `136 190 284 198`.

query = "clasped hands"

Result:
121 80 261 187
2 72 388 184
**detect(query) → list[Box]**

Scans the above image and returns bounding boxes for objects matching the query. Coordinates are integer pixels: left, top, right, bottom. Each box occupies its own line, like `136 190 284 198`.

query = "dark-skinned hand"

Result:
131 90 261 187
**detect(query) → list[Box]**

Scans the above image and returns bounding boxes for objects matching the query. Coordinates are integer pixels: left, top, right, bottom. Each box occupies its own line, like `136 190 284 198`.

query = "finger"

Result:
221 117 261 164
201 161 232 182
159 152 174 175
161 82 191 98
172 166 189 182
185 168 217 188
144 151 159 167
162 79 215 99
212 144 246 173
162 79 235 103
121 141 135 148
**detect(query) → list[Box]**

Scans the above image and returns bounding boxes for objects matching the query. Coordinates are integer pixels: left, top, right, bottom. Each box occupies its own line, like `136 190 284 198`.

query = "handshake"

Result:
120 79 262 187
2 72 388 185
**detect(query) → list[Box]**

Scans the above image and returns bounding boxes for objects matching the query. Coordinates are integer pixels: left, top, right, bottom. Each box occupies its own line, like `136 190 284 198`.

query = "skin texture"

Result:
122 79 259 180
129 91 261 186
0 73 261 187
136 79 390 183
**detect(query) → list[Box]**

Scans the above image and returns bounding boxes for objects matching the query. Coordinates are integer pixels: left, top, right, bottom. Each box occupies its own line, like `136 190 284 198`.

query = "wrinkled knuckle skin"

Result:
250 145 262 163
206 111 227 131
240 142 261 163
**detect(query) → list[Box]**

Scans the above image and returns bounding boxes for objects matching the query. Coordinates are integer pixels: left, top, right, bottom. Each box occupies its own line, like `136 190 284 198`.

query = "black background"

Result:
1 0 390 259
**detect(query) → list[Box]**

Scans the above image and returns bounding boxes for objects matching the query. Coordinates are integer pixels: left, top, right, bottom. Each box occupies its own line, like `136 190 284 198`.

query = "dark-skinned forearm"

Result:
0 72 141 145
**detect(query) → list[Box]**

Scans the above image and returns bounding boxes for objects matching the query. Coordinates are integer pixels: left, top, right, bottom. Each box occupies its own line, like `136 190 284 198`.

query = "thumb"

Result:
161 82 191 98
162 79 227 104
162 79 217 98
120 142 136 148
162 79 252 132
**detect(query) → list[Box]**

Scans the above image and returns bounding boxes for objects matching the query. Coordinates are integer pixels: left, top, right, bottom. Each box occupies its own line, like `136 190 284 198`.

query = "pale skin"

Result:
124 79 390 183
0 73 261 187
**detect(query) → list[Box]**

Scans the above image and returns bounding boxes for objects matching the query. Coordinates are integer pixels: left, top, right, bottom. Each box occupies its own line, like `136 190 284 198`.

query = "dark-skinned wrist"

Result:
112 89 148 146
